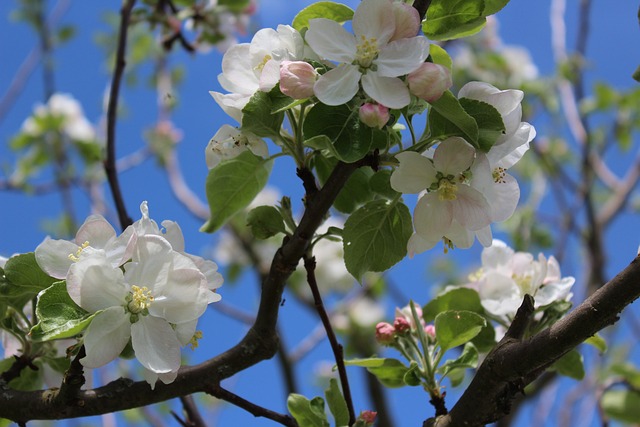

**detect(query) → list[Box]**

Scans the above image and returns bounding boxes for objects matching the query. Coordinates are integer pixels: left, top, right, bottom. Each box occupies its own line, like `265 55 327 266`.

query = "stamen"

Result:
355 35 379 68
254 54 272 72
437 180 458 201
128 285 154 314
188 331 203 350
68 241 90 262
493 167 507 184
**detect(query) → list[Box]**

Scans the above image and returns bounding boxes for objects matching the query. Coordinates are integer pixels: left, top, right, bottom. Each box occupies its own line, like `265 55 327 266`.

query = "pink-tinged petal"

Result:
353 0 395 44
67 255 128 312
313 65 361 106
361 73 410 109
452 185 491 231
81 307 130 368
390 152 437 193
433 137 476 174
489 173 520 222
306 19 356 63
106 225 137 268
188 255 224 290
376 37 430 77
75 215 115 248
160 220 185 252
414 192 453 242
249 28 280 62
35 238 77 279
131 316 181 373
209 91 248 123
407 233 438 257
481 240 513 269
390 2 421 41
219 44 259 94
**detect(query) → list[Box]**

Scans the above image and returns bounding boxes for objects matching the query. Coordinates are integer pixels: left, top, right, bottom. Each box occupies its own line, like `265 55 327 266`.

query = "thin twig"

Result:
179 395 207 427
207 385 298 427
303 256 356 426
104 0 137 230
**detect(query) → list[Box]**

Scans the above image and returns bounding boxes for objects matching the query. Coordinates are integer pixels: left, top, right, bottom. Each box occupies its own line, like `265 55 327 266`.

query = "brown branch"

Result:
425 254 640 427
55 346 86 405
207 385 298 427
104 0 136 231
178 395 207 427
597 154 640 227
304 256 356 425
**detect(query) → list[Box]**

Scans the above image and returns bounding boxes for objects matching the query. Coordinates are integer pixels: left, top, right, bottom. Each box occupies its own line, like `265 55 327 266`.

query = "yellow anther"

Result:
468 268 484 282
493 167 507 184
188 331 203 350
512 273 534 294
254 54 272 72
68 241 90 262
437 180 458 201
128 285 154 314
443 238 454 254
355 35 379 68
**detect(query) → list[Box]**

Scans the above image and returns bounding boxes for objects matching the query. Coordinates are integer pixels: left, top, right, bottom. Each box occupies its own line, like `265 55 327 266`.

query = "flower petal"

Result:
35 238 77 279
81 307 130 368
407 233 438 257
390 151 436 193
433 137 475 174
313 65 361 106
361 73 409 109
306 19 356 63
67 254 128 312
75 215 116 249
490 122 534 168
376 37 430 77
352 0 395 44
219 44 259 94
452 185 492 231
481 240 513 269
414 192 453 242
160 220 185 252
209 91 248 123
150 267 208 324
131 316 181 373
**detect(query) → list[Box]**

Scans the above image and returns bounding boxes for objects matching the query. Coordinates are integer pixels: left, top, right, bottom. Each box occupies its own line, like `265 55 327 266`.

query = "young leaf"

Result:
436 342 479 378
601 389 640 423
435 310 486 352
241 91 285 139
30 281 98 342
314 155 374 213
1 253 57 307
292 1 354 32
550 349 585 380
484 0 511 16
325 378 349 427
423 0 486 41
344 357 409 388
247 205 286 239
428 91 479 145
423 288 484 322
343 199 412 281
584 334 607 354
201 151 272 233
287 394 329 427
459 98 505 152
304 103 373 163
429 44 453 70
403 361 422 387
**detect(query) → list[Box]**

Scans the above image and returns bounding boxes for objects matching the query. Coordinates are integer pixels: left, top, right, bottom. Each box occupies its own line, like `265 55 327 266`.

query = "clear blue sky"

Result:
0 1 639 426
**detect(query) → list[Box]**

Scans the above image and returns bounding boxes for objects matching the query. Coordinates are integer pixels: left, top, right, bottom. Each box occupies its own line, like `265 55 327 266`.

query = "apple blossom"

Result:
21 93 95 141
205 124 268 169
305 0 429 108
407 62 452 102
390 1 421 41
359 102 390 129
279 60 317 99
375 322 396 345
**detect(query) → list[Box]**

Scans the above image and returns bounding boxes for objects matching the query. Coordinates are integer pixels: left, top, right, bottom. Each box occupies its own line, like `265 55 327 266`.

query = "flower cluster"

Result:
391 81 535 253
375 305 435 347
465 240 574 323
20 93 95 142
35 202 223 387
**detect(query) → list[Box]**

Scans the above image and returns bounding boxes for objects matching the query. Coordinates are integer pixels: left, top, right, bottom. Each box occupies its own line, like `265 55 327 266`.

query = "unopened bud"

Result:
424 324 436 341
358 410 377 425
407 63 452 102
390 2 420 41
375 322 395 345
279 61 317 99
393 316 411 334
359 103 390 129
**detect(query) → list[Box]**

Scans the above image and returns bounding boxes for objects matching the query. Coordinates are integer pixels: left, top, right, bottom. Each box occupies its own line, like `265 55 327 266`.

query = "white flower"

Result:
305 0 429 108
391 137 493 251
470 240 574 320
205 125 268 169
35 215 136 280
22 93 95 141
67 235 216 378
210 25 306 122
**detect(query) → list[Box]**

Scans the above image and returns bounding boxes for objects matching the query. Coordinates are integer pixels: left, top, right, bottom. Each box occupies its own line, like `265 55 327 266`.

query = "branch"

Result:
104 0 137 231
425 254 640 427
178 395 206 427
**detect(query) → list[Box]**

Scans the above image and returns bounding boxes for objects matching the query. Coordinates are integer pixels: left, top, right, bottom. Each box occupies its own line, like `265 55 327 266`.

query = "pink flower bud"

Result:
358 410 377 425
279 61 317 99
359 103 390 129
393 316 411 334
375 322 395 345
390 2 421 41
424 324 436 341
407 63 453 102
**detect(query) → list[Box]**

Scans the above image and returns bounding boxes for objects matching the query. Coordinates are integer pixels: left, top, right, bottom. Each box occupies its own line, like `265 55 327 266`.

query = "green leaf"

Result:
369 170 401 200
484 0 511 15
459 98 505 152
601 389 640 423
435 310 486 352
30 282 98 342
241 91 285 139
437 342 478 378
584 334 607 354
423 288 483 323
423 0 486 41
287 394 329 427
314 155 374 213
550 350 584 380
304 104 373 163
246 206 286 239
403 362 422 387
343 199 412 281
201 151 272 233
0 358 42 391
325 378 349 426
344 357 409 388
292 2 354 32
429 44 453 70
428 91 479 145
610 363 640 389
1 253 57 307
632 65 640 82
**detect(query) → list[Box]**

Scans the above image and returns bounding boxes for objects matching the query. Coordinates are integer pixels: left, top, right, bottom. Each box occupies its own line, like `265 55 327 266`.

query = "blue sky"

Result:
1 1 639 426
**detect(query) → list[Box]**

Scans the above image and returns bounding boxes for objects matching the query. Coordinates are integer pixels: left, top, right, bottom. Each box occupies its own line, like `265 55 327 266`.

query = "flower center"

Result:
437 180 458 201
188 331 203 350
127 285 154 314
355 35 379 69
493 167 507 184
254 54 272 73
68 241 90 262
512 273 533 294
